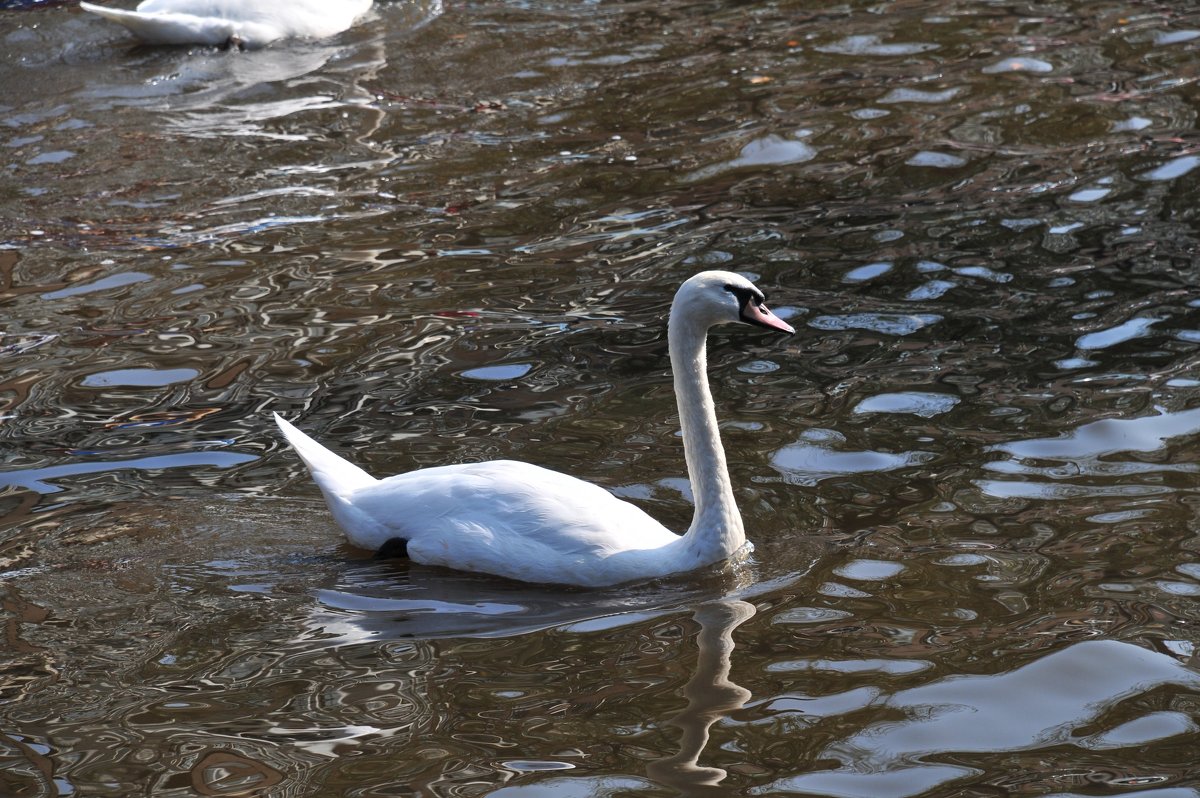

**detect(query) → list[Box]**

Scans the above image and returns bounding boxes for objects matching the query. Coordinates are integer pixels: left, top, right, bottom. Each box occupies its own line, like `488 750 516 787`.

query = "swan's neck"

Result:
669 310 746 563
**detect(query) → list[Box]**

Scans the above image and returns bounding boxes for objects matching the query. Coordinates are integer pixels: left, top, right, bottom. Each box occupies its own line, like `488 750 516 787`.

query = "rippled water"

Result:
3 0 1200 795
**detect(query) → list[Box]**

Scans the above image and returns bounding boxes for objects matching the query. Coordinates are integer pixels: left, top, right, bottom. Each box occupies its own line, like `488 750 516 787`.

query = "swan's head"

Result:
673 270 796 335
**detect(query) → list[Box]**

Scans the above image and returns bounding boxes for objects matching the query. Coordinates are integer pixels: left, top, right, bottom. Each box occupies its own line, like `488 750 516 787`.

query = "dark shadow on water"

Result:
302 544 813 642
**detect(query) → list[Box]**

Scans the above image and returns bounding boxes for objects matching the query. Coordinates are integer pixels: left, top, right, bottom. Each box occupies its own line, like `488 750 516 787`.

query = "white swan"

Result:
79 0 373 49
274 271 795 587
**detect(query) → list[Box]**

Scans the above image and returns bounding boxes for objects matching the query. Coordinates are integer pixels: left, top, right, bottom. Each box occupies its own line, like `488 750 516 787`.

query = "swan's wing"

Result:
81 3 238 46
342 460 682 584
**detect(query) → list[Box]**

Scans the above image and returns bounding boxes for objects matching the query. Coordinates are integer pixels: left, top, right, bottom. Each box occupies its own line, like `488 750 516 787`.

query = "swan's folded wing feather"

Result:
345 460 681 583
134 0 373 42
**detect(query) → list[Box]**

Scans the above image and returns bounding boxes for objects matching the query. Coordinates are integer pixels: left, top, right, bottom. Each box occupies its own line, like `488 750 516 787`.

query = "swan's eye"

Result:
725 284 766 310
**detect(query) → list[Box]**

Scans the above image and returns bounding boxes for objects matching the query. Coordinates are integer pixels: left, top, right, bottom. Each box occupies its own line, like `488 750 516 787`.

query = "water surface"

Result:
2 0 1200 795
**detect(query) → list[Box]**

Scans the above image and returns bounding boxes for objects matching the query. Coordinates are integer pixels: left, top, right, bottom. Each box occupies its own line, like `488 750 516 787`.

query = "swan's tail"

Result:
79 2 140 25
273 412 377 500
79 3 237 47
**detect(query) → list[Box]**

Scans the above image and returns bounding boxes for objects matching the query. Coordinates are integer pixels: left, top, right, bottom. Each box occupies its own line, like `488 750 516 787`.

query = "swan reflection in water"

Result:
300 558 764 793
474 596 759 798
647 599 756 796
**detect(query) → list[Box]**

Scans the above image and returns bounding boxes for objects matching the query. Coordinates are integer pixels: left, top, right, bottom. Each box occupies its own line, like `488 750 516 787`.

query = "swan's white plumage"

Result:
80 0 372 48
275 415 684 586
275 271 795 587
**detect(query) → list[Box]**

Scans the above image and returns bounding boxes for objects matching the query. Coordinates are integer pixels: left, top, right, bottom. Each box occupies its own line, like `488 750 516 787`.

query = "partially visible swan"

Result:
274 271 795 587
79 0 373 49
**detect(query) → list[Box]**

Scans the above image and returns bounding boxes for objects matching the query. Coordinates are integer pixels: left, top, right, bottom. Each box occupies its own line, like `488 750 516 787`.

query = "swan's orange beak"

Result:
742 301 796 335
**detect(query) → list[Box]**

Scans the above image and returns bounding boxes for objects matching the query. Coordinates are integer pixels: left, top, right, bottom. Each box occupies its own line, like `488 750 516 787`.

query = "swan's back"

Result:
275 413 690 586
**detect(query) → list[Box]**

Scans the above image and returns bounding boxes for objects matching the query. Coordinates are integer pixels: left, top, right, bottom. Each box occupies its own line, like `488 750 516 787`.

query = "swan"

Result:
79 0 373 49
274 270 795 587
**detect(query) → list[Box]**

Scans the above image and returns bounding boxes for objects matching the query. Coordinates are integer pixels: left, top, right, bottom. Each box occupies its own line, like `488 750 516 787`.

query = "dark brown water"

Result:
3 0 1200 795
